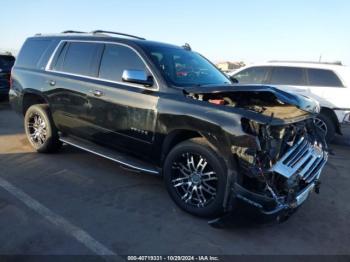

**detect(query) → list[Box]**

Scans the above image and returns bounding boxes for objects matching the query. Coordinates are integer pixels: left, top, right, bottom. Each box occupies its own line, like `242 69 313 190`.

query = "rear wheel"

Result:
24 104 62 153
163 138 227 218
314 113 336 143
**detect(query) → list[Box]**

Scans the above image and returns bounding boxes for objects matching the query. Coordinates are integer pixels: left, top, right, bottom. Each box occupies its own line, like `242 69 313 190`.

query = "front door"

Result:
86 43 159 156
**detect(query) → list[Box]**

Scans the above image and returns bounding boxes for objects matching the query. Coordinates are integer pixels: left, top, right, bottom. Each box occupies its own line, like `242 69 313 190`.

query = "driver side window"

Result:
99 44 147 83
234 67 270 84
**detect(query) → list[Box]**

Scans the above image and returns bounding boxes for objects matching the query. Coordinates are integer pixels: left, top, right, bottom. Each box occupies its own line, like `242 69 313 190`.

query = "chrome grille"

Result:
271 137 328 183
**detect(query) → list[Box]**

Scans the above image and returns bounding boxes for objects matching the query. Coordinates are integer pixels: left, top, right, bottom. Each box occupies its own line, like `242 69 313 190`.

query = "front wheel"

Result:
163 138 227 218
314 114 336 143
24 104 62 153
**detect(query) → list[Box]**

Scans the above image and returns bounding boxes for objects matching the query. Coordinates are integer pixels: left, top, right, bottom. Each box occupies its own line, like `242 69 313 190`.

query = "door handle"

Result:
48 80 56 86
90 90 103 97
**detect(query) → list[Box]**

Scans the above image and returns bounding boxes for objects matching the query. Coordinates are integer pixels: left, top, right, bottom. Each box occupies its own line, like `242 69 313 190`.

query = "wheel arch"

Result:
160 128 239 213
22 90 49 116
320 107 341 135
160 129 203 163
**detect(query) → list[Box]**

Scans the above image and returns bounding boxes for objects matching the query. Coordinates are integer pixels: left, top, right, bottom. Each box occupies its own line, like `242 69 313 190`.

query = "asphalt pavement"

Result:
0 101 350 258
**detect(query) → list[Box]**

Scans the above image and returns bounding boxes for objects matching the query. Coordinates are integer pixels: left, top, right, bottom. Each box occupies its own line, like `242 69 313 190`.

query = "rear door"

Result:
266 66 323 104
46 41 104 138
267 66 309 93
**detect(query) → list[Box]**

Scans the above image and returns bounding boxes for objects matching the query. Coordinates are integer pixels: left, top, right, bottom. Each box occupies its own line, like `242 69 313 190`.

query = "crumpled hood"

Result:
184 84 320 114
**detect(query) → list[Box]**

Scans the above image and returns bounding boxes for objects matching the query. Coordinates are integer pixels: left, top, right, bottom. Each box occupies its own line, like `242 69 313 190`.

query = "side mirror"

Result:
230 76 239 84
122 69 154 87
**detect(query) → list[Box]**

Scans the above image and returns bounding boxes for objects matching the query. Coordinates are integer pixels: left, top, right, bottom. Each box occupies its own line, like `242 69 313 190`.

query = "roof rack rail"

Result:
62 30 87 34
269 60 343 66
91 30 145 40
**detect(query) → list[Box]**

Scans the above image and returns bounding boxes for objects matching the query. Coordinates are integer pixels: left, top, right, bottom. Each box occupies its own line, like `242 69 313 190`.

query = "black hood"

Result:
184 84 320 114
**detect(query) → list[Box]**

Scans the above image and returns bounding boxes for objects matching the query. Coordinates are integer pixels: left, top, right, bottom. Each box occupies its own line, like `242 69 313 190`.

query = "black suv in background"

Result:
10 31 328 222
0 52 15 100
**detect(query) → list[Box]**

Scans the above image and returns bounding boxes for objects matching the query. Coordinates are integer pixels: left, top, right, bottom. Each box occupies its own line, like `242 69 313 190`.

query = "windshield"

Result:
143 46 230 87
0 56 15 71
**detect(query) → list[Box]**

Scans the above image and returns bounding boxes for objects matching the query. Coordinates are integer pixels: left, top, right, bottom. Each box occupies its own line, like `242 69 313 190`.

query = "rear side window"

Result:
16 39 52 68
269 67 305 85
58 42 102 76
307 68 343 87
99 44 146 82
233 67 270 84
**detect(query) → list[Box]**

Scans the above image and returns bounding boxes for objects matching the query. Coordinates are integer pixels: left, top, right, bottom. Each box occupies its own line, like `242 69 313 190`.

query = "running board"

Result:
59 136 160 175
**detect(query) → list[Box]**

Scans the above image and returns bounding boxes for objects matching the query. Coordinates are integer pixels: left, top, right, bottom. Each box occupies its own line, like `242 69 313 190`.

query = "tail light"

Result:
9 73 12 88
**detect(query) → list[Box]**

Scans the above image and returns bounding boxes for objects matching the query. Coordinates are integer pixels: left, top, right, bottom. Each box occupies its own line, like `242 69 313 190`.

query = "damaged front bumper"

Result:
233 136 327 222
234 179 321 222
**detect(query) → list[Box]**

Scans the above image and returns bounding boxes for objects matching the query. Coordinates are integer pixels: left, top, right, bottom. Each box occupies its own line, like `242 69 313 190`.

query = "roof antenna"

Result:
182 43 192 51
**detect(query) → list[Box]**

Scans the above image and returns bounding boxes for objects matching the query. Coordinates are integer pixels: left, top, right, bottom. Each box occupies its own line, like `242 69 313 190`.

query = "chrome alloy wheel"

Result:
27 113 47 146
171 153 218 208
314 118 328 134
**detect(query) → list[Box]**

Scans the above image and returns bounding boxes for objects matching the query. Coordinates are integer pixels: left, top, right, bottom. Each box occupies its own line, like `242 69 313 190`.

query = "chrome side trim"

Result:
59 138 159 175
45 40 160 91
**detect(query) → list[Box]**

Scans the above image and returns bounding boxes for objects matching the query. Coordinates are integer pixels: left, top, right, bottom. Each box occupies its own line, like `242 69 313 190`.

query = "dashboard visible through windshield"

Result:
144 46 230 87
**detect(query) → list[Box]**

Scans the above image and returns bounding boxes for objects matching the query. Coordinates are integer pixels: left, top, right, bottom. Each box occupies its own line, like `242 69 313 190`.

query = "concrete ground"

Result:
0 100 350 258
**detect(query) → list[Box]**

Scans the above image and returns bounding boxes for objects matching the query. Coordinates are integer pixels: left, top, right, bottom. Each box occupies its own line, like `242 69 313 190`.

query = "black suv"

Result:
10 31 328 221
0 52 15 99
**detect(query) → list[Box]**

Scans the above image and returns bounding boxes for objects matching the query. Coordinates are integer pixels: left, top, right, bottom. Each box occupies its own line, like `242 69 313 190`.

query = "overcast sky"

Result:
1 0 349 65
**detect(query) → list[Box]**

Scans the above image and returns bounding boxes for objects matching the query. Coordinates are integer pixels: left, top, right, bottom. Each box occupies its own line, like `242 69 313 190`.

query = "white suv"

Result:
231 61 350 141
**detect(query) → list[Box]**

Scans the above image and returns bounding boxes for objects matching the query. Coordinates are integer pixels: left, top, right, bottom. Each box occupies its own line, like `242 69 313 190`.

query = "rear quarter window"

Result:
307 68 343 87
16 39 52 69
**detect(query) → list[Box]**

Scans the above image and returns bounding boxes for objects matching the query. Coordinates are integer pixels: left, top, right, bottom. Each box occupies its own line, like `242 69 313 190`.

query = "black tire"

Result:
315 113 336 143
163 138 227 218
24 104 62 153
0 94 8 102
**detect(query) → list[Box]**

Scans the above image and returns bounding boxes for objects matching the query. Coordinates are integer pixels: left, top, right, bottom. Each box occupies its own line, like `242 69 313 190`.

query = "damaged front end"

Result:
234 118 328 221
185 85 328 223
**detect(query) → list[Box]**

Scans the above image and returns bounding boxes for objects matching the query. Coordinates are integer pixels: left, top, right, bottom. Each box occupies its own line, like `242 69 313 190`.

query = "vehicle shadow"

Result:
207 203 286 230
